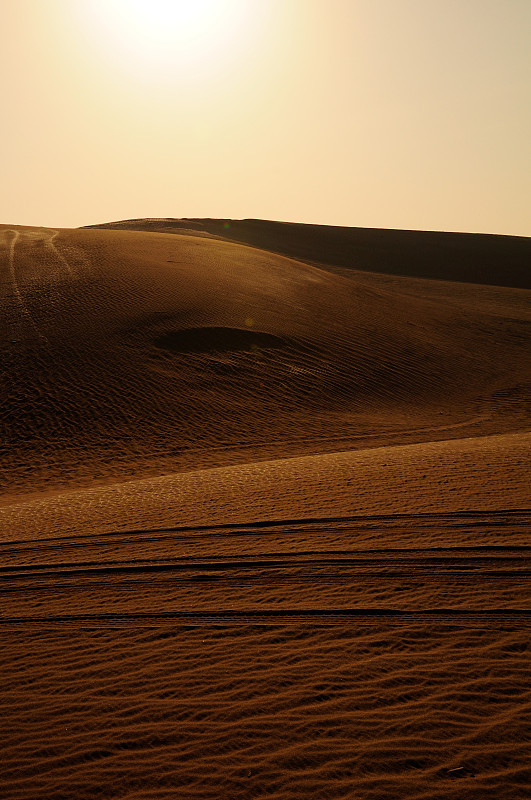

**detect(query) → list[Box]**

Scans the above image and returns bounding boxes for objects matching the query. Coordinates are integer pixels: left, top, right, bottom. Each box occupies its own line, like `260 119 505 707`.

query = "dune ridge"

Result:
86 217 531 289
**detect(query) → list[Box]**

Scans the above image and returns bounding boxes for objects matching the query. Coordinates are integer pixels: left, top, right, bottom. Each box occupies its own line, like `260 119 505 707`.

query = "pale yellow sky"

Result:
2 0 530 235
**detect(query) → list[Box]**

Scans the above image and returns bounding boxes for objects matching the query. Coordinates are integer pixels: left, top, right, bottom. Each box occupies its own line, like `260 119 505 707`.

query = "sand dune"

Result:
1 221 530 799
87 217 531 288
2 224 529 498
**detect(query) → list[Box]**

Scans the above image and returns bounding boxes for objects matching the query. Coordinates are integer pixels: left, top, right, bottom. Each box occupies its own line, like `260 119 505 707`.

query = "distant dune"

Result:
87 217 531 288
1 220 530 799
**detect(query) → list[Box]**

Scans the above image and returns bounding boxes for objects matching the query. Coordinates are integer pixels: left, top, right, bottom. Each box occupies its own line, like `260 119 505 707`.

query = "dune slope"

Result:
1 224 529 497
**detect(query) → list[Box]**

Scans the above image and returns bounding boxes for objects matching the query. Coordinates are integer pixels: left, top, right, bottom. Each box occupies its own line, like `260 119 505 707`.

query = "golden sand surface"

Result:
1 221 530 799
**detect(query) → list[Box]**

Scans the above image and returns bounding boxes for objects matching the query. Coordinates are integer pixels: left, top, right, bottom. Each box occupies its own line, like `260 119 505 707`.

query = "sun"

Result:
80 0 255 81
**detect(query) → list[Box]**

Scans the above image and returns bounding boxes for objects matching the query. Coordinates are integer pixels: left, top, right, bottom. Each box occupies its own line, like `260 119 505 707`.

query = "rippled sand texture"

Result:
1 220 530 799
2 622 530 800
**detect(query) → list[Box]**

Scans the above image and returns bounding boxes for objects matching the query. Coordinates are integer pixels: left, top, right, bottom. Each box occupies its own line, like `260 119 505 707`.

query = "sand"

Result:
1 220 530 799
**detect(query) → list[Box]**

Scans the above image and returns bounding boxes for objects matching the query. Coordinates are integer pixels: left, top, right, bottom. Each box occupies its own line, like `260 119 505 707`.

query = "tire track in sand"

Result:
2 228 45 341
47 230 74 277
1 512 528 626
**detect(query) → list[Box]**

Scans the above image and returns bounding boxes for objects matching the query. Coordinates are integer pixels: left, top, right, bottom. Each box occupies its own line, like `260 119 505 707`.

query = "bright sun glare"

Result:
81 0 255 80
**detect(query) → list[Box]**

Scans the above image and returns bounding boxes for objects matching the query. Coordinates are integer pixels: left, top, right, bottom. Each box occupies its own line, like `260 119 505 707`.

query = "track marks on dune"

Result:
0 227 79 344
46 230 75 277
4 508 531 557
6 230 23 304
2 510 529 625
1 229 44 341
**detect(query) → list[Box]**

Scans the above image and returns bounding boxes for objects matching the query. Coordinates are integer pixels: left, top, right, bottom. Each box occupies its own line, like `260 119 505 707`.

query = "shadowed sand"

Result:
1 220 530 799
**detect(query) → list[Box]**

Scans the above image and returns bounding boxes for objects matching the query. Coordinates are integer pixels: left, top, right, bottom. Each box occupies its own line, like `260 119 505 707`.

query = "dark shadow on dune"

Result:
154 327 289 355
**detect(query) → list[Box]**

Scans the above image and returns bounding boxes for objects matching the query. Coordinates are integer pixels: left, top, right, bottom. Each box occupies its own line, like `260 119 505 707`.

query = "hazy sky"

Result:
2 0 530 235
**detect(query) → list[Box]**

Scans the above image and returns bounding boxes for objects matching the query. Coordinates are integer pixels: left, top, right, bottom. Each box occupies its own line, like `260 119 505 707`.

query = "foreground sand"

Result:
1 221 530 799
